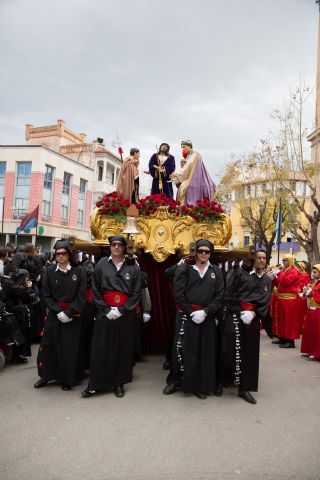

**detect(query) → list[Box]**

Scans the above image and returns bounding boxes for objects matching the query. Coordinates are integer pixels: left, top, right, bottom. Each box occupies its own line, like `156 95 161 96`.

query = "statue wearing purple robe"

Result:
171 141 216 205
149 143 176 198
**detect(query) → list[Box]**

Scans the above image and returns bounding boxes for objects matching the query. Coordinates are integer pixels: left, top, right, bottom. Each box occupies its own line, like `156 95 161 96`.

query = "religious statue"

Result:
149 143 176 198
116 147 140 203
170 140 216 205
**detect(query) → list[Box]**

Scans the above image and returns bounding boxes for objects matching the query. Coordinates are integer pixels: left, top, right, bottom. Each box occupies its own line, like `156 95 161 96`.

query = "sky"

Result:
0 0 318 183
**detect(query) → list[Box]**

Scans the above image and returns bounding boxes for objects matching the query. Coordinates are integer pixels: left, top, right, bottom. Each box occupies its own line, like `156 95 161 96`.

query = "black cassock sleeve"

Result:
42 268 62 314
203 266 224 316
173 265 193 315
92 261 110 315
64 267 87 318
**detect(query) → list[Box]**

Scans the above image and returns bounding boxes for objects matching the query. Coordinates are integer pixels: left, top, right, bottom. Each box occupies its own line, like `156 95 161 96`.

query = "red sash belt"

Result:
176 304 204 313
240 302 256 311
58 301 80 317
103 291 128 307
87 287 93 302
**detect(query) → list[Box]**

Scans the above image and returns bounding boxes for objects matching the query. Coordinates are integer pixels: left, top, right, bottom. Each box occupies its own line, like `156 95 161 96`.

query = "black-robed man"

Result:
163 239 224 399
82 235 141 398
217 249 273 404
34 240 87 391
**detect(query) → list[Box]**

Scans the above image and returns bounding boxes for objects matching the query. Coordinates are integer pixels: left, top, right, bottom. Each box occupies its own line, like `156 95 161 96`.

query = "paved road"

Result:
1 333 320 480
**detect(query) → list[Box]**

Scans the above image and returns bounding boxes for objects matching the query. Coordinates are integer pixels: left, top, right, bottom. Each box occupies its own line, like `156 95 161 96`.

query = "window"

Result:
106 163 115 184
42 165 54 220
62 172 71 195
14 162 32 218
97 163 103 181
244 185 251 198
77 209 84 228
42 200 51 217
0 162 6 197
78 179 87 228
16 162 31 185
44 165 54 190
243 235 250 247
61 205 69 221
289 181 296 193
61 172 71 223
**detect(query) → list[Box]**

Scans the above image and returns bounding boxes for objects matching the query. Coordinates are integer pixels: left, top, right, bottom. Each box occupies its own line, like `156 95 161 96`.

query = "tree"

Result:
221 84 320 264
221 157 289 261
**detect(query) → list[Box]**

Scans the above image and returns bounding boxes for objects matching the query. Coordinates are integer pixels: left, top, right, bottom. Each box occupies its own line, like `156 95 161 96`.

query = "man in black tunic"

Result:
34 240 87 390
82 235 141 398
216 249 273 404
163 240 224 399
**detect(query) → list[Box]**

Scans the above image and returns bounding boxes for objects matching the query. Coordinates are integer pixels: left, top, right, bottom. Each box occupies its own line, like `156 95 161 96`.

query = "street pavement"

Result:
1 333 320 480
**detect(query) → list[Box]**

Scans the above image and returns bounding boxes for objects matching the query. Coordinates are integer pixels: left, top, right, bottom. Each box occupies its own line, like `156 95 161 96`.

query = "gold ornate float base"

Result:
91 207 232 262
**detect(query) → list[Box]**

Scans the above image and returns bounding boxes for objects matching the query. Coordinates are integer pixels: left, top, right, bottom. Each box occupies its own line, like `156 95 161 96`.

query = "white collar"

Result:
250 269 265 278
55 263 71 273
193 261 212 278
108 255 125 271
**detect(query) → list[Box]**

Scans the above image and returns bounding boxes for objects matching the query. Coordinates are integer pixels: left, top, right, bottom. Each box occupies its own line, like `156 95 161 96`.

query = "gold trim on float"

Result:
91 206 232 263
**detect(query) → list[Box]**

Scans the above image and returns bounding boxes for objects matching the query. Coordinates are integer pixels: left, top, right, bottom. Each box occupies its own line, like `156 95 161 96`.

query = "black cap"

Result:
108 235 127 247
54 239 72 254
196 239 213 252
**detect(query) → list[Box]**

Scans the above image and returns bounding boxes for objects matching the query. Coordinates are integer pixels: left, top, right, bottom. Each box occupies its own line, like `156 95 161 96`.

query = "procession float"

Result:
70 191 232 351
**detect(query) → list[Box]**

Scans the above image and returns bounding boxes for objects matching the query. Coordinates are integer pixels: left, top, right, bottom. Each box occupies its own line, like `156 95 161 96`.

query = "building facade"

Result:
0 119 123 250
229 175 311 262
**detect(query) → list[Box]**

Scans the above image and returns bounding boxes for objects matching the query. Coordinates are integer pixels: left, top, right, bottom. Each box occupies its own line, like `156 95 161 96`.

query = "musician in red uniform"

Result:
300 264 320 360
296 261 310 333
82 236 141 398
273 254 300 348
34 240 87 390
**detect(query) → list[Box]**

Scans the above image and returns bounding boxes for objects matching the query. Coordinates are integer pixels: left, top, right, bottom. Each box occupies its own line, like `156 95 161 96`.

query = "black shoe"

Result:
16 355 28 364
114 385 125 398
279 341 295 348
81 389 96 398
272 339 282 344
238 390 257 404
34 378 48 389
162 383 177 395
194 391 207 399
61 382 71 391
215 384 223 397
162 360 170 370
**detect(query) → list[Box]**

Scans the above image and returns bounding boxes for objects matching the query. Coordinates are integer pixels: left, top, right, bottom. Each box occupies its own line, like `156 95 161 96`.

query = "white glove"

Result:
190 310 207 324
240 310 256 325
57 311 72 323
215 318 219 326
106 307 122 320
143 313 151 323
305 287 312 296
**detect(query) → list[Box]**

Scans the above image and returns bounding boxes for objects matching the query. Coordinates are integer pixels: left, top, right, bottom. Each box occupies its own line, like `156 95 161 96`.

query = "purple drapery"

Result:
139 253 178 352
186 154 216 205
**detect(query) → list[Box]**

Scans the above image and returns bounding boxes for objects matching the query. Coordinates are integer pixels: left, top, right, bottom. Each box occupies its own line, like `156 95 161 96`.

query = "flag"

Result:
16 206 39 234
274 200 282 246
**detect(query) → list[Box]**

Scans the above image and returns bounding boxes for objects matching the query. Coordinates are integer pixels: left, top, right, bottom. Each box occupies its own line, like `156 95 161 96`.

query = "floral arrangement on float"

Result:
96 192 224 224
180 198 224 224
96 192 131 220
136 193 224 223
136 194 180 216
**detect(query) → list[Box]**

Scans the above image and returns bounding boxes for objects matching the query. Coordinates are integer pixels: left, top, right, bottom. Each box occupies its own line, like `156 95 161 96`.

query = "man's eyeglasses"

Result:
111 242 123 247
56 252 68 256
197 249 211 255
